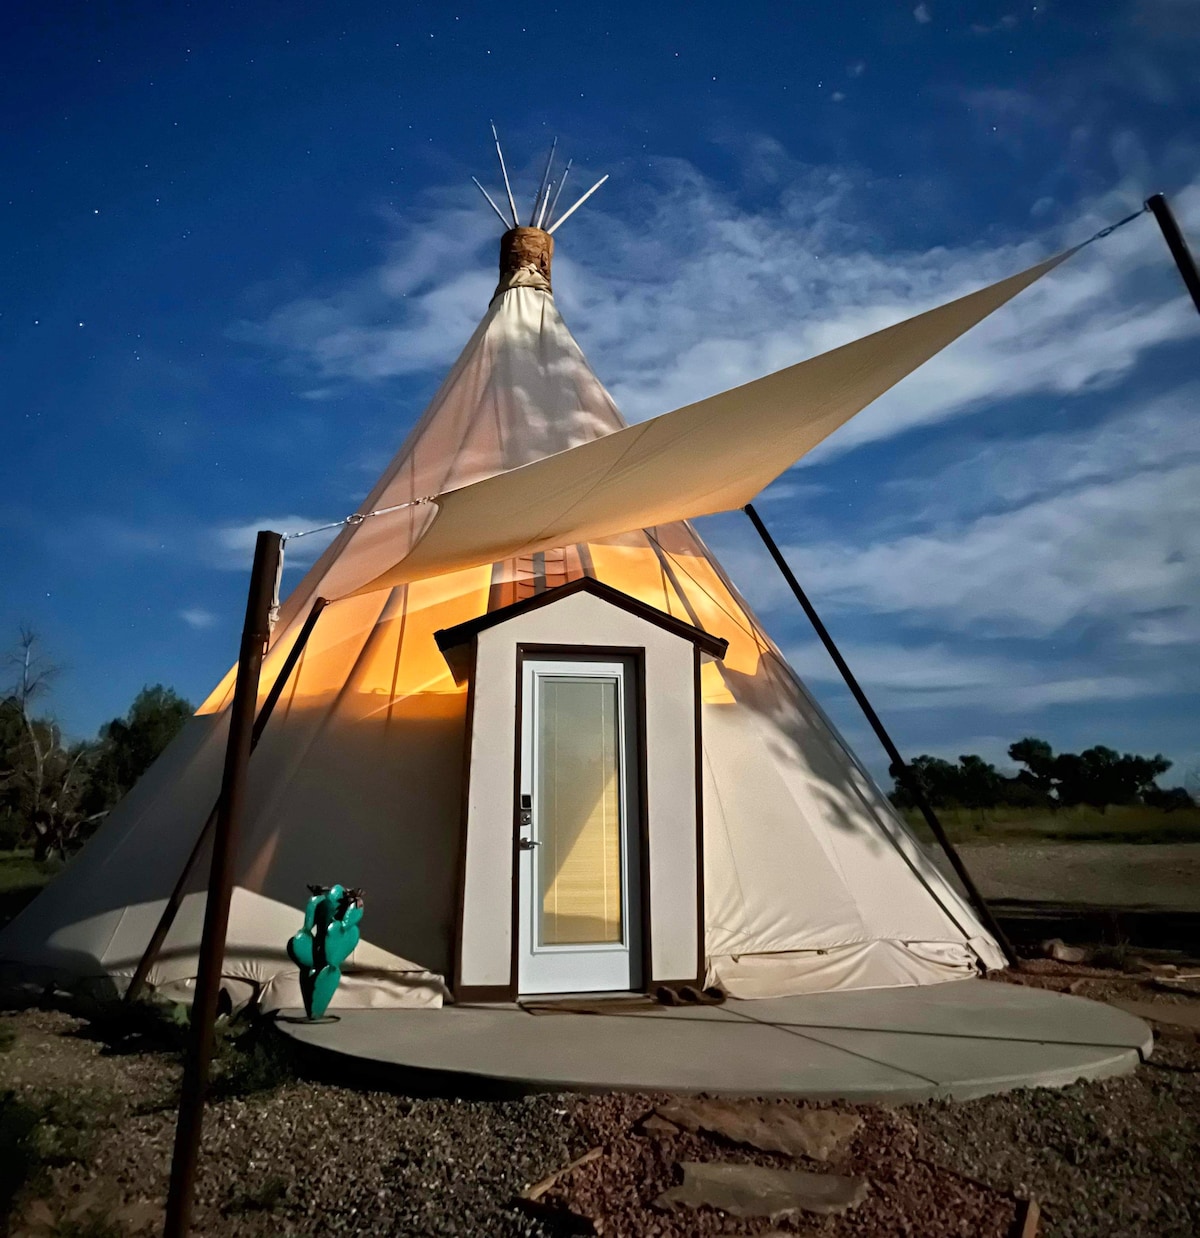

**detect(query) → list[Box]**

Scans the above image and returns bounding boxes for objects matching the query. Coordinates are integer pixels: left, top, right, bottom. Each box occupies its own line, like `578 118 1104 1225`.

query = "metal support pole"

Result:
742 503 1019 969
163 531 282 1238
126 598 328 1006
1146 193 1200 317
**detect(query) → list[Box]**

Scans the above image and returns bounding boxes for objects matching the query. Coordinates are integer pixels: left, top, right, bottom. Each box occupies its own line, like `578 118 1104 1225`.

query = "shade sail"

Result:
350 248 1073 597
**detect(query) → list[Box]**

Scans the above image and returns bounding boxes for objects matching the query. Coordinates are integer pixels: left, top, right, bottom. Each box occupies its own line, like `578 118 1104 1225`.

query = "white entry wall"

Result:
448 585 718 999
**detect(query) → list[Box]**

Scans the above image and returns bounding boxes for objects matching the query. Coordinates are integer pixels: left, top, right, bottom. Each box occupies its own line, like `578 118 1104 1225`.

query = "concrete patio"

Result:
276 979 1152 1102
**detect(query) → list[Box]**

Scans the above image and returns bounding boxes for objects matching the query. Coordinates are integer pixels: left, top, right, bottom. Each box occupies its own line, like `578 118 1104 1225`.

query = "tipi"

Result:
1 201 1008 1010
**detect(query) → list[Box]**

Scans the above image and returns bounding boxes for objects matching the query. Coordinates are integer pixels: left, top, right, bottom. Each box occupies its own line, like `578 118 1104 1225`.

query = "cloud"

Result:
179 608 218 630
914 3 932 23
578 168 1197 459
754 478 829 505
971 14 1018 35
881 383 1200 524
785 457 1200 638
38 515 168 561
207 517 339 571
1127 611 1200 647
234 146 1198 466
1134 0 1200 39
785 638 1165 712
231 203 498 385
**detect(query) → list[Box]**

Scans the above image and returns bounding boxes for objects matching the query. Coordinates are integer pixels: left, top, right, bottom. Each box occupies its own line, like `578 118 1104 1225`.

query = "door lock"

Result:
518 837 541 851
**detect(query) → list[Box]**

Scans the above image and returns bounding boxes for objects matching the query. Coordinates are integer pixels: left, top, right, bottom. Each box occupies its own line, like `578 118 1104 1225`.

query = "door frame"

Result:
516 655 642 995
511 644 651 996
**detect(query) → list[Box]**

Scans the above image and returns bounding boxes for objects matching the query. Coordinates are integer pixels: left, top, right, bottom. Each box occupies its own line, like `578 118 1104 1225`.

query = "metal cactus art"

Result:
287 884 364 1019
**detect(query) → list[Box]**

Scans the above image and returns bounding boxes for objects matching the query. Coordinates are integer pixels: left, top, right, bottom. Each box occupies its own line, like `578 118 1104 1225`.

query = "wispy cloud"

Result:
1127 611 1200 647
784 458 1200 638
38 515 169 562
971 14 1018 35
914 3 932 24
207 517 339 571
785 637 1164 712
178 608 218 630
230 203 498 385
234 151 1199 467
880 383 1200 523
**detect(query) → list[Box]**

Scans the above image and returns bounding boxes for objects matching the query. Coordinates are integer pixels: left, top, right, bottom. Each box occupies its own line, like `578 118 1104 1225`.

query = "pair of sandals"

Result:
654 984 725 1006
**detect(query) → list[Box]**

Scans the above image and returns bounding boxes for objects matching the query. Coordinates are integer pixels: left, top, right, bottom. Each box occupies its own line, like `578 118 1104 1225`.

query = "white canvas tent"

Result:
0 215 1066 1011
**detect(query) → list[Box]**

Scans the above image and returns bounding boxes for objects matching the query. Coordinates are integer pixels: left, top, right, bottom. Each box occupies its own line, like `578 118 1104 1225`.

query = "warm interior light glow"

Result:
537 675 623 946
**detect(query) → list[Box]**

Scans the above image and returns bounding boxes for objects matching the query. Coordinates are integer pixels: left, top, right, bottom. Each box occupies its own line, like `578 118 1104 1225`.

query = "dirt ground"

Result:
1 963 1197 1237
951 842 1200 910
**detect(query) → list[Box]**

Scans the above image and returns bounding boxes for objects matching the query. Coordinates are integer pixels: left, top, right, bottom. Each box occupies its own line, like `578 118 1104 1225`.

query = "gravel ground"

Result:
1 971 1197 1237
0 1007 581 1236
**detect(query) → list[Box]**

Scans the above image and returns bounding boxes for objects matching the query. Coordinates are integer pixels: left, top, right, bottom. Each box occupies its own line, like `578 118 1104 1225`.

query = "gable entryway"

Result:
435 577 727 1001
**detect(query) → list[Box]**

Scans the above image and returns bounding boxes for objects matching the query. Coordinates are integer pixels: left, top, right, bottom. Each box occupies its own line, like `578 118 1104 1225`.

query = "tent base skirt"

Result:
707 937 1006 999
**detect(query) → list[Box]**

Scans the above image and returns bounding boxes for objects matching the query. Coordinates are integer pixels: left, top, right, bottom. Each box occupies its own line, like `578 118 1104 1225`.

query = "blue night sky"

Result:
3 1 1198 786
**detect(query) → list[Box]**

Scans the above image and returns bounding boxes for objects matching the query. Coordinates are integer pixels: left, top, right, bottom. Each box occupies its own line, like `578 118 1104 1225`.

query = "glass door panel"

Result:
537 675 623 946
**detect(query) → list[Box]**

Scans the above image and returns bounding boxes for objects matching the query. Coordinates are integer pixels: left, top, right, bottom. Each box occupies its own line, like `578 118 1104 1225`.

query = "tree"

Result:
1186 762 1200 804
0 628 94 859
889 755 964 809
1053 745 1171 810
956 754 1004 810
890 737 1182 817
0 633 193 858
1008 737 1056 807
81 684 193 821
1144 785 1194 812
1008 735 1172 812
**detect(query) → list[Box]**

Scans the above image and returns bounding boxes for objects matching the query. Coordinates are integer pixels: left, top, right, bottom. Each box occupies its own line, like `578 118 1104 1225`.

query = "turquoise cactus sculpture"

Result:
287 884 364 1019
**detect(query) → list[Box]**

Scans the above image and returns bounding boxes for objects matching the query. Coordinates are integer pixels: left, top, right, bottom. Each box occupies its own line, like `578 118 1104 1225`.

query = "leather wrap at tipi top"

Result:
0 228 1006 1010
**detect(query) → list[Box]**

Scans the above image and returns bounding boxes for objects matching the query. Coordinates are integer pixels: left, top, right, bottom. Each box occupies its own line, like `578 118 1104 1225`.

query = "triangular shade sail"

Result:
351 248 1073 596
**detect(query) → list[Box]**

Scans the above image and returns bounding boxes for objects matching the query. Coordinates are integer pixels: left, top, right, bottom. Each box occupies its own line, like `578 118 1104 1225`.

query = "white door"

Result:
517 658 642 995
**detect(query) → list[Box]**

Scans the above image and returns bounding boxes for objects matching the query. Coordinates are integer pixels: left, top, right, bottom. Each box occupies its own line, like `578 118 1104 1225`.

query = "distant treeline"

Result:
889 737 1195 814
1 628 192 859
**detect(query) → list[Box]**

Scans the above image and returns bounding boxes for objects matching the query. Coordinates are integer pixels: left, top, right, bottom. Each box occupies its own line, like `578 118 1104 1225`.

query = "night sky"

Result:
3 1 1198 784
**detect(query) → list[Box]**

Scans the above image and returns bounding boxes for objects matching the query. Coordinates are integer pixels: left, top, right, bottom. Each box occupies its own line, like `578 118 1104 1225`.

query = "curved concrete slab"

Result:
275 979 1151 1101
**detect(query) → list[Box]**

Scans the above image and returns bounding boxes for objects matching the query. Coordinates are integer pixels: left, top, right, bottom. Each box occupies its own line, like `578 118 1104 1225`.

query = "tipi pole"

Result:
546 174 609 235
125 597 329 1006
1146 193 1200 317
164 530 282 1238
742 503 1019 969
545 158 572 228
490 122 519 227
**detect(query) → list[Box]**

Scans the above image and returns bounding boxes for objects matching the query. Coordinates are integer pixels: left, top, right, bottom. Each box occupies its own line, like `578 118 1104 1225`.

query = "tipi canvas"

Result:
0 223 1005 1011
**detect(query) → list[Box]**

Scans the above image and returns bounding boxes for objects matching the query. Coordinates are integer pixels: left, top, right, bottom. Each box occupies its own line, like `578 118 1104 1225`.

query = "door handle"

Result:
517 837 541 851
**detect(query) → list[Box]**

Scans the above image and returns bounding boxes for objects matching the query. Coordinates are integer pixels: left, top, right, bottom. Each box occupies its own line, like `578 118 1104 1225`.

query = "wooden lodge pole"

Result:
126 597 328 1006
163 530 282 1238
1146 193 1200 318
742 503 1020 970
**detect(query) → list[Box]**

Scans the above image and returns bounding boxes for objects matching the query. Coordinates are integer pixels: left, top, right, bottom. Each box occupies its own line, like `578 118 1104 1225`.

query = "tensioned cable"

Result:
267 497 434 631
279 496 435 545
1080 204 1147 245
